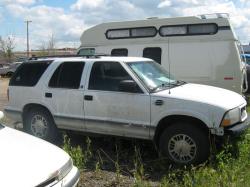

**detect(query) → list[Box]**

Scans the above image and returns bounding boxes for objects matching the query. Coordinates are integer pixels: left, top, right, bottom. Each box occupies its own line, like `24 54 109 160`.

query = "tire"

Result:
159 122 210 165
23 108 58 142
6 72 13 77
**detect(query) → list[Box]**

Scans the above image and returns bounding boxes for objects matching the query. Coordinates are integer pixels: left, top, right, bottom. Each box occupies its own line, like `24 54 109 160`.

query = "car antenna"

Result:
168 38 171 94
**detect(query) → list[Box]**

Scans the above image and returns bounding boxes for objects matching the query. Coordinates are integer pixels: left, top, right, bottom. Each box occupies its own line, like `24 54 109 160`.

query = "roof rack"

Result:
28 54 110 60
198 13 229 19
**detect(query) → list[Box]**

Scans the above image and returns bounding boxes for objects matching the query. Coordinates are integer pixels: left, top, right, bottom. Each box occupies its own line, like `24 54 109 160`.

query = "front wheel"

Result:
159 122 210 165
23 108 58 142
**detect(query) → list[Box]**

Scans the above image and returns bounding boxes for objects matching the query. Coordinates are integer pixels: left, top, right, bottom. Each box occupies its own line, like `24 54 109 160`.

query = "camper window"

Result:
106 27 157 39
188 24 218 35
143 47 162 64
131 27 157 37
106 29 130 39
159 23 218 36
111 48 128 56
159 25 187 36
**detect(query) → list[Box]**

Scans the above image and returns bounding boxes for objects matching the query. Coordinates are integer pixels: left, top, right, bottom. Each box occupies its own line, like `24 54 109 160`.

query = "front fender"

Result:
149 100 224 138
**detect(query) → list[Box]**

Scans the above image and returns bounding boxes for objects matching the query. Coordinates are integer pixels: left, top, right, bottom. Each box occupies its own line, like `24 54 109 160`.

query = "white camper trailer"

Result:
78 14 247 94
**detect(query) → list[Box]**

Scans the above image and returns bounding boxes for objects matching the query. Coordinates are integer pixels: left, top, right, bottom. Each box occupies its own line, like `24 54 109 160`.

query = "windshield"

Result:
127 61 180 92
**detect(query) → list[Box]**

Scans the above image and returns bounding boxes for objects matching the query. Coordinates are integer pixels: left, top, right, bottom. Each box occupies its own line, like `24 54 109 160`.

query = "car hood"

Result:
0 127 70 187
153 83 246 110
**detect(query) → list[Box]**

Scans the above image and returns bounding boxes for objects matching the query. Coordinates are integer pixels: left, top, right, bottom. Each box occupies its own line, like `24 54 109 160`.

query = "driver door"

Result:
83 61 151 139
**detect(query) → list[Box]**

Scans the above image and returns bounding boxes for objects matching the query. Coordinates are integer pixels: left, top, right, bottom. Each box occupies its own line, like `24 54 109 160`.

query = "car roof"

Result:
26 56 152 63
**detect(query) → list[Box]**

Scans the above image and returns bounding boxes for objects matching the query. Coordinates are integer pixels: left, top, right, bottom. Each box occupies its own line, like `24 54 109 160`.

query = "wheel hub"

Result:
31 115 48 138
168 134 196 163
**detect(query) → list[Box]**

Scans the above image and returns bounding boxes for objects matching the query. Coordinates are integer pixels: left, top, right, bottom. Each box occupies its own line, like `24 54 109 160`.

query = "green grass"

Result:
160 131 250 187
247 105 250 113
63 128 250 187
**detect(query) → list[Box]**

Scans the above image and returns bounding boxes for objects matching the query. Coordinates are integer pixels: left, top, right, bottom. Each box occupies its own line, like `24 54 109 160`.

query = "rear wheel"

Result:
159 122 210 165
6 72 13 77
24 108 58 142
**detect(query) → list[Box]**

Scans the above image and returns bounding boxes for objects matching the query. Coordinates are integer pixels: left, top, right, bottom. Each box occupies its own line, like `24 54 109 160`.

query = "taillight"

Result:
7 88 9 101
224 77 234 80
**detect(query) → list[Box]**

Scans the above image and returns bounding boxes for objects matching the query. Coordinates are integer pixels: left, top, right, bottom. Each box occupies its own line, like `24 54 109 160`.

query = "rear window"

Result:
9 62 50 86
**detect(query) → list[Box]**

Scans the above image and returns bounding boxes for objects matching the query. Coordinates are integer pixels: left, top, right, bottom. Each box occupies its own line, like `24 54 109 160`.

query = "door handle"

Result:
84 95 93 101
45 92 52 98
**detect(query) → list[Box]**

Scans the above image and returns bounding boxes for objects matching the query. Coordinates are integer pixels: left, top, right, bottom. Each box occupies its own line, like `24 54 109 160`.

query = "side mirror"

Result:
0 111 4 120
119 80 140 93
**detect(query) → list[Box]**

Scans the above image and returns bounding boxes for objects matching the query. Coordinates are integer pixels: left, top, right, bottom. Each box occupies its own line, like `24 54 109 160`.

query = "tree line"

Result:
0 34 56 63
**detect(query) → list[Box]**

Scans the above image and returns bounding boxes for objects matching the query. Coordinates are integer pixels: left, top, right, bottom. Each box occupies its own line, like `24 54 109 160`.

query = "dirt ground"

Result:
0 78 9 111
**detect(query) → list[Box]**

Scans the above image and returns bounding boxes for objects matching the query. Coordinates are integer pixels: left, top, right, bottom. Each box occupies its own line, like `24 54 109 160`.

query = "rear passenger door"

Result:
45 61 85 131
83 61 151 139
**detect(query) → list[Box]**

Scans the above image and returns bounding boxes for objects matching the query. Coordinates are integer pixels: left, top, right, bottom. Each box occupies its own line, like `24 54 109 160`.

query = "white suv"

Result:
5 56 249 165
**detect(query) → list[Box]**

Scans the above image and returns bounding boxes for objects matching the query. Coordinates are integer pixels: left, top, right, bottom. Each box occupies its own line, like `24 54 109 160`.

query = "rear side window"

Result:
111 48 128 56
9 62 50 86
49 62 84 89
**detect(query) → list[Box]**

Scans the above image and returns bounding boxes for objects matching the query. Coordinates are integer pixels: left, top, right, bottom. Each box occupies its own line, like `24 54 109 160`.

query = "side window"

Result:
49 62 84 89
9 62 50 86
88 61 142 93
111 48 128 56
143 47 162 64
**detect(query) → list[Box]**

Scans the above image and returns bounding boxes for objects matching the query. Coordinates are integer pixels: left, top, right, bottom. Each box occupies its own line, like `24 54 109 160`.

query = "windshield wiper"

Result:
151 83 170 92
176 80 187 85
151 80 186 92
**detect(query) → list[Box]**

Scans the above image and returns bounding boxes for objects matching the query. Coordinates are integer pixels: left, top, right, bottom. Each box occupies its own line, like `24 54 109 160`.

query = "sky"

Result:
0 0 250 51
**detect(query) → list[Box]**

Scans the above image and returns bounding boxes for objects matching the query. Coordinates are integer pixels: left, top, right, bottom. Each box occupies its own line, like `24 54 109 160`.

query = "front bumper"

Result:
4 108 22 122
224 120 250 136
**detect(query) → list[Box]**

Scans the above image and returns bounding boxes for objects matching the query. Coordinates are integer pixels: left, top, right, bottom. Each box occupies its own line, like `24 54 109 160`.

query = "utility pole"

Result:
25 20 32 57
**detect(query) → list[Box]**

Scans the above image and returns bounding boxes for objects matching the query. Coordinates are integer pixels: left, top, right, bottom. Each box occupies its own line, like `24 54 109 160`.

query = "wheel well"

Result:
22 104 53 122
154 115 209 146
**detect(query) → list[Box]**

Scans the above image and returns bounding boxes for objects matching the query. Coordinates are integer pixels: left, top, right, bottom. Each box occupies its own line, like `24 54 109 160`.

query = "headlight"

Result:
221 108 241 127
37 159 73 186
58 158 73 180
